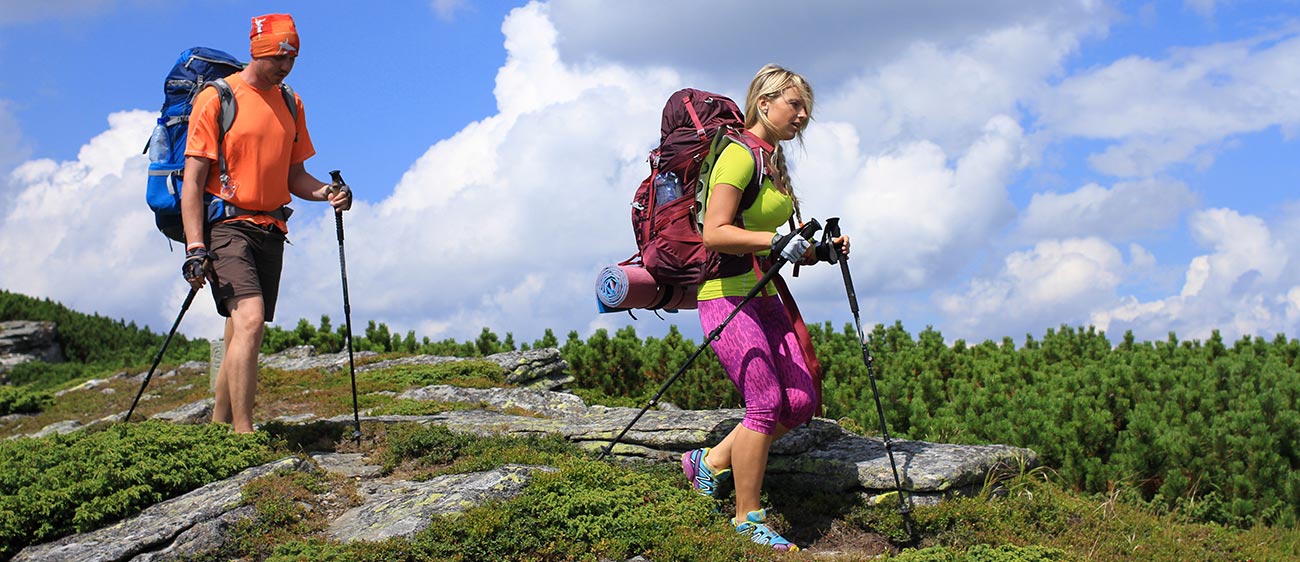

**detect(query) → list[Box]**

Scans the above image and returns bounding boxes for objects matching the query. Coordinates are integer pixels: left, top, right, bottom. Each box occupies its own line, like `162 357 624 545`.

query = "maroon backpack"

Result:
628 88 766 287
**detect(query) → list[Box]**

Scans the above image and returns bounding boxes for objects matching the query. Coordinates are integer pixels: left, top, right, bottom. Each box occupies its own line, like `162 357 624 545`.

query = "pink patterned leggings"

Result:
698 294 817 435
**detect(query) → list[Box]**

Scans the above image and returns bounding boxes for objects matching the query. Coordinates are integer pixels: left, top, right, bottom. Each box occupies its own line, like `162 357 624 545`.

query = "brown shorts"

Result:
206 220 285 321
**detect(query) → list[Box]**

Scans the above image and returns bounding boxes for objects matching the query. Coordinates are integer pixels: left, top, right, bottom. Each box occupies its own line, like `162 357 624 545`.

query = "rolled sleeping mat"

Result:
596 264 697 312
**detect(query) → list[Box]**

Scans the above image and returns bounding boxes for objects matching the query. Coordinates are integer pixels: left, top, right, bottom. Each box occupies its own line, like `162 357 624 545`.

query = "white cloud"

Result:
937 237 1126 339
808 115 1024 293
545 0 1110 92
1019 178 1197 240
823 21 1083 156
9 0 1299 351
1093 208 1294 340
1037 30 1300 176
0 110 228 338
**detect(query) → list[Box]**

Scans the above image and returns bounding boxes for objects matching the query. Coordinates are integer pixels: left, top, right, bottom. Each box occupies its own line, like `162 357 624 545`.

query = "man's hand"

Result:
326 181 352 211
182 247 210 288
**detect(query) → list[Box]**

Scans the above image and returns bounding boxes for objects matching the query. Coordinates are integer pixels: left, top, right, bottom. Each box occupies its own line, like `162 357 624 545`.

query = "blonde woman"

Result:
681 64 849 551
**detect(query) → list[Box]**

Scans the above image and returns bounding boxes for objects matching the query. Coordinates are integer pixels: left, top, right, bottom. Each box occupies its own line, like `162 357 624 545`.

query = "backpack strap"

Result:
279 83 299 142
753 253 823 414
208 78 238 195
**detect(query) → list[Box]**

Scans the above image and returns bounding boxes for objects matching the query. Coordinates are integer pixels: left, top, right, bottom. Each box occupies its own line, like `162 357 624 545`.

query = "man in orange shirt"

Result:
180 13 351 433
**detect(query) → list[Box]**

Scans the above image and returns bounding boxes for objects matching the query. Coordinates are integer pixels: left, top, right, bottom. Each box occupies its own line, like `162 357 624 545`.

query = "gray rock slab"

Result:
13 457 309 562
327 464 557 543
149 399 214 424
769 434 1038 494
0 320 64 372
128 505 256 562
358 348 572 391
311 452 382 479
398 384 589 418
258 347 379 372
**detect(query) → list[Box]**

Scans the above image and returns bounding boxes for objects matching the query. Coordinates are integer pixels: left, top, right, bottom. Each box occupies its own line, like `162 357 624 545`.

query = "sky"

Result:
1 0 1298 348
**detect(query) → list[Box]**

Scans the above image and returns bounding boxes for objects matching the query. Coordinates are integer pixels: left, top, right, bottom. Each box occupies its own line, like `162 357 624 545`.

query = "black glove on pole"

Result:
598 219 822 460
126 286 198 423
822 217 914 536
328 170 362 445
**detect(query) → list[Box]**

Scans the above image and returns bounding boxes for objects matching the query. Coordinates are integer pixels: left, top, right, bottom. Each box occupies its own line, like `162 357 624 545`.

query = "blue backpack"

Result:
145 47 297 244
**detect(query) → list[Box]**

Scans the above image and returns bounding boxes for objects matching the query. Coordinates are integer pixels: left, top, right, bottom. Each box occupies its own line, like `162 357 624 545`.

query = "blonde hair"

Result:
744 64 814 224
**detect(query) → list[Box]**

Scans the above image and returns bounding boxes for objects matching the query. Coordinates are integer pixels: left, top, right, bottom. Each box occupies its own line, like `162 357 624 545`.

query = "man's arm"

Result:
181 156 213 248
288 163 351 210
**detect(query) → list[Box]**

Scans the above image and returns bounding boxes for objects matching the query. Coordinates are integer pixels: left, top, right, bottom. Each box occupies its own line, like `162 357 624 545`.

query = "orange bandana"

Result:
249 13 299 58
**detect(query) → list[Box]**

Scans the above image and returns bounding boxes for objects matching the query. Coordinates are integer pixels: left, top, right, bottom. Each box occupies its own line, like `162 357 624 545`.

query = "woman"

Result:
680 64 849 551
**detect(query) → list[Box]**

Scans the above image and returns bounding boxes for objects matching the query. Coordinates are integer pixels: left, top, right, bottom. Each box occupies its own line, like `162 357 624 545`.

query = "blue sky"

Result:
1 0 1298 348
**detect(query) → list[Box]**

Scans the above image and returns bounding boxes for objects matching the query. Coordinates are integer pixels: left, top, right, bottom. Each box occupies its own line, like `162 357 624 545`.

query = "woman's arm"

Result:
701 183 775 254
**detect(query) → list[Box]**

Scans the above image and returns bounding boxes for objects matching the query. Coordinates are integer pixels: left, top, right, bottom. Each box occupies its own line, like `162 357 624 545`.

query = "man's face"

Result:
253 54 296 84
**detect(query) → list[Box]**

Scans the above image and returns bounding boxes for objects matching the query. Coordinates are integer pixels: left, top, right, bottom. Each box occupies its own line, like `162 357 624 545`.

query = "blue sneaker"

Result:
681 447 731 498
732 509 799 552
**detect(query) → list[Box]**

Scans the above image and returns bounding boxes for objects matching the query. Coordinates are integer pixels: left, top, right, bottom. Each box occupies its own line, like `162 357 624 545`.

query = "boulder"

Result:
398 384 589 418
327 464 558 543
0 320 64 375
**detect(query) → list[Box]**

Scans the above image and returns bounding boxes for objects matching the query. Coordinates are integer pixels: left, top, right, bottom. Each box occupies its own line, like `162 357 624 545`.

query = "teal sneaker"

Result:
681 447 731 498
732 509 799 552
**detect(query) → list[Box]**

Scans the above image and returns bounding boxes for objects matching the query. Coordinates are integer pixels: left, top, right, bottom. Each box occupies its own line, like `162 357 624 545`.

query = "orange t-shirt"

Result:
186 72 315 232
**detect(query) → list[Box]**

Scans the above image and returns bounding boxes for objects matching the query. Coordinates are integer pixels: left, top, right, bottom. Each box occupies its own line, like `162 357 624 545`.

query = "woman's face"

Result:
763 86 809 141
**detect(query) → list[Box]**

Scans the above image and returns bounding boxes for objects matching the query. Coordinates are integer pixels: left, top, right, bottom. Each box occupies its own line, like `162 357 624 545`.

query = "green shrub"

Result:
0 421 275 559
5 361 90 390
401 458 754 561
366 360 507 389
892 544 1073 561
0 385 53 415
376 423 582 476
0 290 208 367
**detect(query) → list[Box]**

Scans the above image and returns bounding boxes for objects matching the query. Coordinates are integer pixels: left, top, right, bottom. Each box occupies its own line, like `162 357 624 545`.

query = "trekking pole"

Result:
598 219 822 460
125 285 198 423
822 217 914 536
328 170 362 445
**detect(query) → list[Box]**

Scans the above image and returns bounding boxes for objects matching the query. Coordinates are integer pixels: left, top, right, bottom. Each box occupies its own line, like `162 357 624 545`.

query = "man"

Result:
181 13 351 433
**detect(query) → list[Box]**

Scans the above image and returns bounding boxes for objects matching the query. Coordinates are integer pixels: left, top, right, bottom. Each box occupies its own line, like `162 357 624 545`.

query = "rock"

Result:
13 457 308 562
55 378 108 397
398 384 588 418
129 506 256 562
0 320 64 374
358 348 573 391
327 464 558 543
149 399 214 424
314 396 1038 501
270 413 319 424
485 349 572 390
28 419 82 439
311 452 382 479
258 346 378 373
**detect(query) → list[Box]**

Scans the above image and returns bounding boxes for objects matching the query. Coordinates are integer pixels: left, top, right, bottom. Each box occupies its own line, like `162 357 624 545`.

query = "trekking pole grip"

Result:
328 170 346 237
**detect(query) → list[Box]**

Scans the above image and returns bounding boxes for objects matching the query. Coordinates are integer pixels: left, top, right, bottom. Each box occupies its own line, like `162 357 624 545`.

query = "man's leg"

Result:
221 294 265 433
212 317 236 424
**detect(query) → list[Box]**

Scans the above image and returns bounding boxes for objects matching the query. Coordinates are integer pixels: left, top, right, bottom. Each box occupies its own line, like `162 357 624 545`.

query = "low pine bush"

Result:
0 421 274 559
0 385 52 415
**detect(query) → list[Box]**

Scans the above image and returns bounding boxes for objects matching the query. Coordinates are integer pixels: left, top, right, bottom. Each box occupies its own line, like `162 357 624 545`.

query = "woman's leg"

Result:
696 295 794 519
